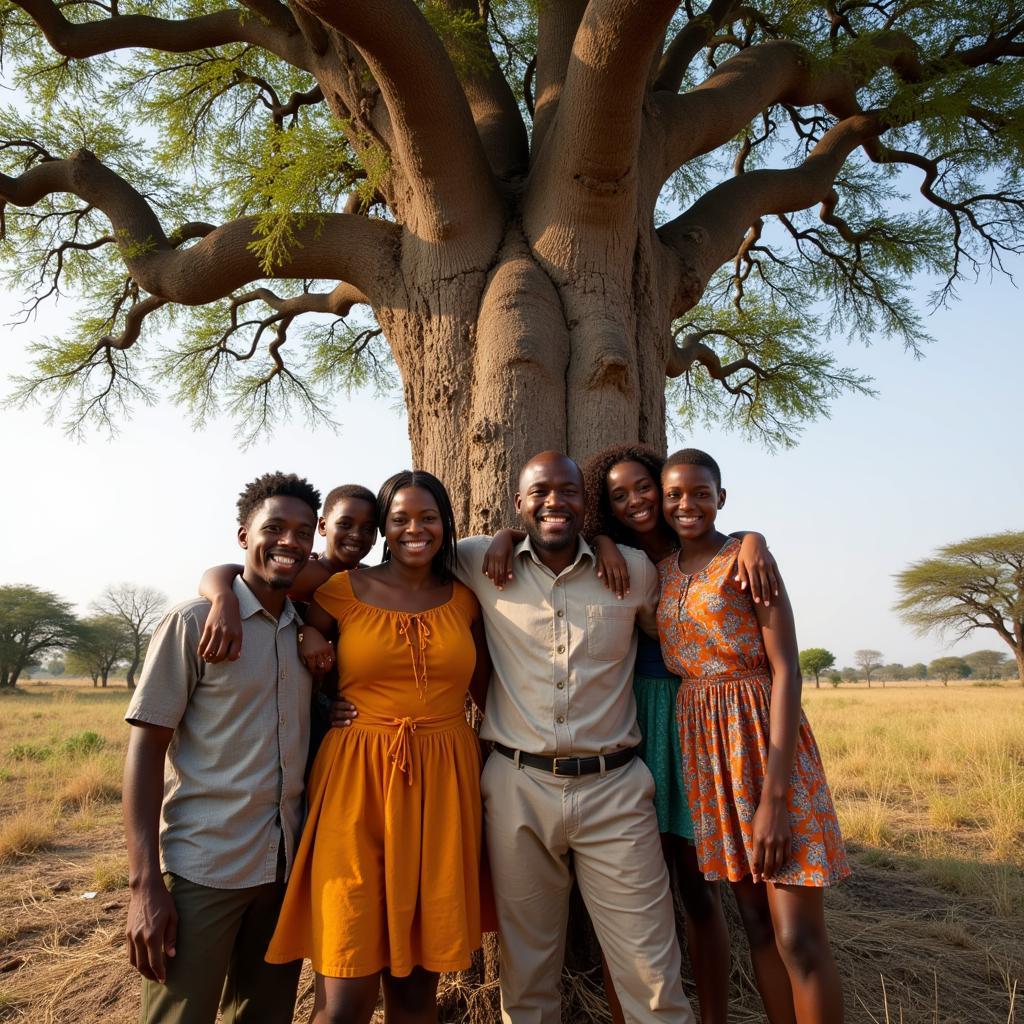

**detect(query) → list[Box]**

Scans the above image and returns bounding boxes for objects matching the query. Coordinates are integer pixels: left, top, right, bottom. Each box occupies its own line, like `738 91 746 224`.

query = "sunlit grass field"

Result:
0 679 1021 1023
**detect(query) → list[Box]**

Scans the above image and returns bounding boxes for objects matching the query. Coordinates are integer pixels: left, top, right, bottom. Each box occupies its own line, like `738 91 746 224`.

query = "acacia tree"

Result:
928 655 971 685
0 583 79 688
94 583 167 689
896 530 1024 684
854 647 883 687
799 646 835 688
69 612 132 686
1 2 1023 526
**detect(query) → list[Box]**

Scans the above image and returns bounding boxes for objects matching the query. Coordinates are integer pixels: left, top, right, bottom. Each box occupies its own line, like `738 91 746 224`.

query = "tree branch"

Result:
658 112 884 315
292 0 503 252
532 0 589 159
0 149 401 308
9 0 313 70
436 0 529 181
655 0 741 93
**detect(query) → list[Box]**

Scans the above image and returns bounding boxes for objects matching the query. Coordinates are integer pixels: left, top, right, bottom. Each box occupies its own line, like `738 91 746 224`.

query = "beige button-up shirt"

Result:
456 535 659 757
125 577 311 889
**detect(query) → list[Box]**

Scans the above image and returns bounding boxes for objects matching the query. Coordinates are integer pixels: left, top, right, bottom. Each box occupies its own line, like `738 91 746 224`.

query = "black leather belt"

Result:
493 742 636 777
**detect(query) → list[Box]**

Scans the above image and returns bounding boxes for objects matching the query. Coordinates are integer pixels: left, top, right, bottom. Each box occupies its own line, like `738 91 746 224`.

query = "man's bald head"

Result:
517 451 584 494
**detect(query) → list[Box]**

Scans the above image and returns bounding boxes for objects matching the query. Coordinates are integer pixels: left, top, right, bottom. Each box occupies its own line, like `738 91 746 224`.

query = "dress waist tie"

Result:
356 710 466 785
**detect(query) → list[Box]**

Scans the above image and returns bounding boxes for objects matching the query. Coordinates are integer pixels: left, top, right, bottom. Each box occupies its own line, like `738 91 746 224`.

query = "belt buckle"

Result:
552 757 579 777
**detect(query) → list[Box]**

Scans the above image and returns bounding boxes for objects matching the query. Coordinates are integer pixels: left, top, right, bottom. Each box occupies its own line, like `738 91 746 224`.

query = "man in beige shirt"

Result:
457 452 695 1024
123 472 319 1024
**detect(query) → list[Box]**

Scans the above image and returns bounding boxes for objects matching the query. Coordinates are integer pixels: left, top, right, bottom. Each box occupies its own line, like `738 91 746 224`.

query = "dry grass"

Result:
0 810 55 864
1 679 1021 1023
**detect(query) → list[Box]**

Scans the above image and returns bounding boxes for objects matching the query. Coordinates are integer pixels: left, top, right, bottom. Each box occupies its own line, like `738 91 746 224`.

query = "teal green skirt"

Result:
634 673 694 841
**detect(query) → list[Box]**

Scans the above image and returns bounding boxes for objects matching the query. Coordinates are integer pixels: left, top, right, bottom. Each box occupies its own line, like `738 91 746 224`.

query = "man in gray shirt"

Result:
123 472 319 1024
456 452 695 1024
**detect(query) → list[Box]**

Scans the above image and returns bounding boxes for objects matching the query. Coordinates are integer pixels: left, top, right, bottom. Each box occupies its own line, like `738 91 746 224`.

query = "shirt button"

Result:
557 644 565 653
556 715 564 724
557 609 564 618
556 681 565 689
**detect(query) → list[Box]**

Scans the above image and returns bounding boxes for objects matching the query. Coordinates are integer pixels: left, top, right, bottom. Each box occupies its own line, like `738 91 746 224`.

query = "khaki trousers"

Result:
481 752 695 1024
139 873 300 1024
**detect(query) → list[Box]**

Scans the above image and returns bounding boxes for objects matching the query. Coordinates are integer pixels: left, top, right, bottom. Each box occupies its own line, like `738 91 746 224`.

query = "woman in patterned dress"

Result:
658 449 848 1024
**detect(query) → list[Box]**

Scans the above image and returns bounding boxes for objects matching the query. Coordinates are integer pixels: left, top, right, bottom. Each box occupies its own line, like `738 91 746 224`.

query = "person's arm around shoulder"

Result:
750 574 802 884
634 549 661 638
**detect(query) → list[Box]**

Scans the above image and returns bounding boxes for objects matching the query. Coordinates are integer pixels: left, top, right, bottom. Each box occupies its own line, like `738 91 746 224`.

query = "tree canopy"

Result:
799 646 835 687
1 2 1023 524
854 647 884 686
895 530 1024 684
928 654 971 684
0 583 79 688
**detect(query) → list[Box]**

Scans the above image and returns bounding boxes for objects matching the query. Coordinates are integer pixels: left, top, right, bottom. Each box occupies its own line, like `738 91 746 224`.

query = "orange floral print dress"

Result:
657 538 850 886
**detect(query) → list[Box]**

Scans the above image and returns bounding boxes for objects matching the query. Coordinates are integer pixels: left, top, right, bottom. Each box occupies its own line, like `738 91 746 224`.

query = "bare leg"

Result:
765 884 843 1024
730 877 796 1024
670 836 730 1024
381 967 440 1024
311 972 382 1024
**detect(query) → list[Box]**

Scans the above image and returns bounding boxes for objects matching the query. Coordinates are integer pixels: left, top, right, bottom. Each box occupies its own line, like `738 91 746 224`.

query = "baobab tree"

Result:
1 2 1023 528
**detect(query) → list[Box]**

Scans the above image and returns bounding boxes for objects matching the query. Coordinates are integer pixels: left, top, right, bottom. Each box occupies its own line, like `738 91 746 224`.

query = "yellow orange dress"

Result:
265 572 484 978
657 538 850 886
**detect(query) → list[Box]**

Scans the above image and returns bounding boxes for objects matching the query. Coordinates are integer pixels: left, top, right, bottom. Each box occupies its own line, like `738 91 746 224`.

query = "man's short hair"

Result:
236 472 321 526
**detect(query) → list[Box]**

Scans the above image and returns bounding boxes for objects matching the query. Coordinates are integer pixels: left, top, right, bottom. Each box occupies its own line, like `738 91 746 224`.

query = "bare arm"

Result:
730 531 780 606
751 577 802 883
469 616 492 713
123 723 177 983
197 563 243 663
482 528 526 589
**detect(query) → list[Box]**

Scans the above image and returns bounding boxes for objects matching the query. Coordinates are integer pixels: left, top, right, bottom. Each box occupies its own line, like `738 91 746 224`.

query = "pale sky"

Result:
1 264 1020 673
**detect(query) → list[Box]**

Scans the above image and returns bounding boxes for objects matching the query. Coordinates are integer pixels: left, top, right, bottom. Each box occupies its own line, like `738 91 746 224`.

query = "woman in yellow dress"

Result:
266 470 490 1024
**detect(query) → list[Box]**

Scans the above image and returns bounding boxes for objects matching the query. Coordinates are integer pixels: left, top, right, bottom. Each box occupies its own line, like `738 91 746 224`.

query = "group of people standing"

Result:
123 444 849 1024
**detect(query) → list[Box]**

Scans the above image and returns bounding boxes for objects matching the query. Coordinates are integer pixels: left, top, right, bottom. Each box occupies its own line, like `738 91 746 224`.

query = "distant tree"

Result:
928 656 972 686
963 649 1010 681
827 671 843 689
68 614 132 688
854 649 884 688
0 584 79 689
93 584 167 689
895 531 1024 685
44 656 65 677
907 662 929 681
841 666 860 683
883 663 906 682
799 648 836 689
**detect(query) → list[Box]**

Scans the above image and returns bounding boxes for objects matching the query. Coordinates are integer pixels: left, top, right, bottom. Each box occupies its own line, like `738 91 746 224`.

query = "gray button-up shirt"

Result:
456 535 659 757
125 577 311 889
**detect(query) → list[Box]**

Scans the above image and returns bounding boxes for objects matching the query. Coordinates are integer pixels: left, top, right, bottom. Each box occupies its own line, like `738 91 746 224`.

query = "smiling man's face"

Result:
515 452 585 555
238 495 317 591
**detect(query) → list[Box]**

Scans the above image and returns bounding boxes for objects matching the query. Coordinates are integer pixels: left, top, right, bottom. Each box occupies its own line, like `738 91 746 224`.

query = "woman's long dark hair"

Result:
581 443 667 544
376 470 458 581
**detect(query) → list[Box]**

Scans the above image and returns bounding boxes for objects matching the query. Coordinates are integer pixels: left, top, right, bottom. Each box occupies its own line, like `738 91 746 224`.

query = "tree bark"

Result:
388 217 671 531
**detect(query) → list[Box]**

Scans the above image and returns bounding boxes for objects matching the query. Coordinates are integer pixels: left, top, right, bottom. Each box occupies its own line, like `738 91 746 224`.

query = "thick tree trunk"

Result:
390 222 670 531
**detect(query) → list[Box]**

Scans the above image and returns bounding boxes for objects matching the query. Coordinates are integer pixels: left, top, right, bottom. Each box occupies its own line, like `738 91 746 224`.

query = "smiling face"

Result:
606 460 661 537
383 485 444 570
320 496 377 568
661 463 726 542
515 452 585 553
238 495 317 591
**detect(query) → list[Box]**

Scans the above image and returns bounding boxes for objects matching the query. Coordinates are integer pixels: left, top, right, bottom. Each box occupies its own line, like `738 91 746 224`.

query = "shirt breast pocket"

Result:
585 605 637 663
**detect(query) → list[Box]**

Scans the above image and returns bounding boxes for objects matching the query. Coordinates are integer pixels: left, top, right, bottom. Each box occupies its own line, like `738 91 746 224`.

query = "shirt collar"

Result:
513 533 595 574
232 575 297 627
